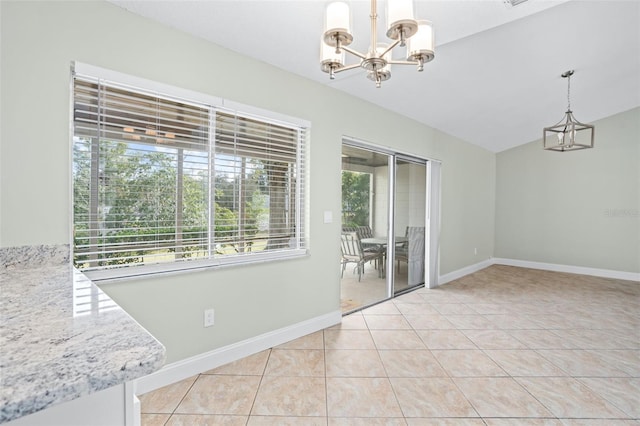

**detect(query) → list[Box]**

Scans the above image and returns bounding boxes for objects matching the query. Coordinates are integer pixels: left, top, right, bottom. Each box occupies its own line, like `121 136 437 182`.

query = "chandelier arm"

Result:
332 63 362 74
389 60 418 65
561 112 570 133
379 39 402 58
340 45 368 60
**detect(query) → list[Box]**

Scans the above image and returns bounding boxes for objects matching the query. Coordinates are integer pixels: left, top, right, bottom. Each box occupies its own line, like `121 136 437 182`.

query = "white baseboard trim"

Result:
437 258 639 286
492 258 640 282
134 310 342 395
135 259 636 394
438 259 493 286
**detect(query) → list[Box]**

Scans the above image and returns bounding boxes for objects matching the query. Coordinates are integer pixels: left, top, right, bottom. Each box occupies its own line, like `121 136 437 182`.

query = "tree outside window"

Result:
341 171 371 227
72 75 305 275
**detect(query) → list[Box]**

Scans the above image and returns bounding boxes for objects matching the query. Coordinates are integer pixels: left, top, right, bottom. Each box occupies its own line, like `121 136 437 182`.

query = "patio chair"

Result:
343 225 379 254
356 225 380 255
357 225 373 239
340 232 384 281
396 226 425 286
396 226 409 271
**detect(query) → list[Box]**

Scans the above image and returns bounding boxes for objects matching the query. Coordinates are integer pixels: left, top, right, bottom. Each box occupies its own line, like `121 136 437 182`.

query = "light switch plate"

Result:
323 211 333 224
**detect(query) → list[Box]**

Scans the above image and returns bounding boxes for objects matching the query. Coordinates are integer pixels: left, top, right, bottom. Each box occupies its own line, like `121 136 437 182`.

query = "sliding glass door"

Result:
340 144 391 312
392 157 427 295
340 141 437 313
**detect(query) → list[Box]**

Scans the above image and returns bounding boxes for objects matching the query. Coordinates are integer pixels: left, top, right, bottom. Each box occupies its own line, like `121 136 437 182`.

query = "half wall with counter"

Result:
0 245 166 425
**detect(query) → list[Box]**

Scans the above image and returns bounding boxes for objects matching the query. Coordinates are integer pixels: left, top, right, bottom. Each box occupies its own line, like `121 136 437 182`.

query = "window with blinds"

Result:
72 73 307 278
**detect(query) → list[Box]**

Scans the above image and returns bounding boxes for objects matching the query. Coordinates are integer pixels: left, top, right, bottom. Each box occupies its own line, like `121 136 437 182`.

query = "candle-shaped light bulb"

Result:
557 132 565 145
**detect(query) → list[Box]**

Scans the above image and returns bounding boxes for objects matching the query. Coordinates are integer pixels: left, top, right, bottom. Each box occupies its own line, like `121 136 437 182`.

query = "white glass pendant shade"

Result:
320 37 344 77
407 20 434 62
407 20 435 71
324 2 353 46
387 0 414 28
386 0 417 40
325 2 350 33
321 39 344 64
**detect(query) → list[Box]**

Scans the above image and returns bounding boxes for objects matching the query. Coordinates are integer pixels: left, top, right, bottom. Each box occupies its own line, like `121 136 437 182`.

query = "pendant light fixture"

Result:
320 0 434 88
543 70 595 152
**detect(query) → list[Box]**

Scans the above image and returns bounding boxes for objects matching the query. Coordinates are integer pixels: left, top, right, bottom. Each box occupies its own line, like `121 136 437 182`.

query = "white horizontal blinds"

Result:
296 125 307 251
73 76 211 271
73 70 307 276
214 111 306 255
74 79 209 150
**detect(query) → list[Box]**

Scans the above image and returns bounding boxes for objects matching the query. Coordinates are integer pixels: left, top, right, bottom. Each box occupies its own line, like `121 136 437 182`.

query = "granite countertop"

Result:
0 245 166 424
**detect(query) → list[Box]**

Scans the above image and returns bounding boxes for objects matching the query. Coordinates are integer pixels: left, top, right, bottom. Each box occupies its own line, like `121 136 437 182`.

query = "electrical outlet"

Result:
204 308 215 327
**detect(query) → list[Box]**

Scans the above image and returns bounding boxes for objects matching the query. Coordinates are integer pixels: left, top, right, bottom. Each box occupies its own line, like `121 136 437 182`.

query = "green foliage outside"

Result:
73 140 271 268
341 171 370 227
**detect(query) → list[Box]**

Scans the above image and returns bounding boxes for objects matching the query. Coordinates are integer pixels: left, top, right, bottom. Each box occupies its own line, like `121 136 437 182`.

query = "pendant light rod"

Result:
370 0 378 53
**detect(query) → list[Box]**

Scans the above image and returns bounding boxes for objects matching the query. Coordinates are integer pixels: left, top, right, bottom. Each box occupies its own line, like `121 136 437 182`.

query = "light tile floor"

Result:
140 265 640 425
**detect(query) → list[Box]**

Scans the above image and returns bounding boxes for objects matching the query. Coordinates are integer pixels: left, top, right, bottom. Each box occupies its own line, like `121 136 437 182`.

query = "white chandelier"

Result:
543 70 595 152
320 0 435 88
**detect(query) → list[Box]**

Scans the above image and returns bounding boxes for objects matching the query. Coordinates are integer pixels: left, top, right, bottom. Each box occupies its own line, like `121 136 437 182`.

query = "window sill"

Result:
84 249 308 284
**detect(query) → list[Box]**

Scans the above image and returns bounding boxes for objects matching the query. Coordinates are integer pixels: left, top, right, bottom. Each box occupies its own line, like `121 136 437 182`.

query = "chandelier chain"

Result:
567 73 571 111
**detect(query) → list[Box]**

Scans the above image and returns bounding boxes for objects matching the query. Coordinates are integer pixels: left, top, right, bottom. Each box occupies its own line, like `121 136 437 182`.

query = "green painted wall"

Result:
1 0 496 362
495 108 640 273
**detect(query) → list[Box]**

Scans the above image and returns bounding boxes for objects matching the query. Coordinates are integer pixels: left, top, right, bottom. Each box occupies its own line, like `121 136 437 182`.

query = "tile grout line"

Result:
165 374 200 425
244 348 272 424
140 266 638 424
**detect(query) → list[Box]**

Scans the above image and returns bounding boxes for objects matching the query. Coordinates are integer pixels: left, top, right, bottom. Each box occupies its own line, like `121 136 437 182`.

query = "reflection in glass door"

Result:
340 144 391 313
392 158 427 295
340 141 436 313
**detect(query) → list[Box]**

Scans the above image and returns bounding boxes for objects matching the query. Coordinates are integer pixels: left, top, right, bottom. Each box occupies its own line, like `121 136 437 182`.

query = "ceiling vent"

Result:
503 0 529 7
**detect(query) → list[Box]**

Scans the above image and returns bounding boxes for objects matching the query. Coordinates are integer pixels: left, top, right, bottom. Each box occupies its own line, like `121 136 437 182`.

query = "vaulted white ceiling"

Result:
109 0 640 152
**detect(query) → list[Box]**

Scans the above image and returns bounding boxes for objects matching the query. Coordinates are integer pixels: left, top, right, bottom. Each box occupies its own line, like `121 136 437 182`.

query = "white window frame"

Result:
71 62 309 282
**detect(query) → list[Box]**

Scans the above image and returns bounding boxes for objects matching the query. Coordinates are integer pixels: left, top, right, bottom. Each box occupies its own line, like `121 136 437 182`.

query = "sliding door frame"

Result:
342 137 442 300
392 154 428 295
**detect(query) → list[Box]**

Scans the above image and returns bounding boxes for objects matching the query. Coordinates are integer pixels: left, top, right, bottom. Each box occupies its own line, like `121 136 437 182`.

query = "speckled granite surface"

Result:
0 244 70 269
0 245 166 424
